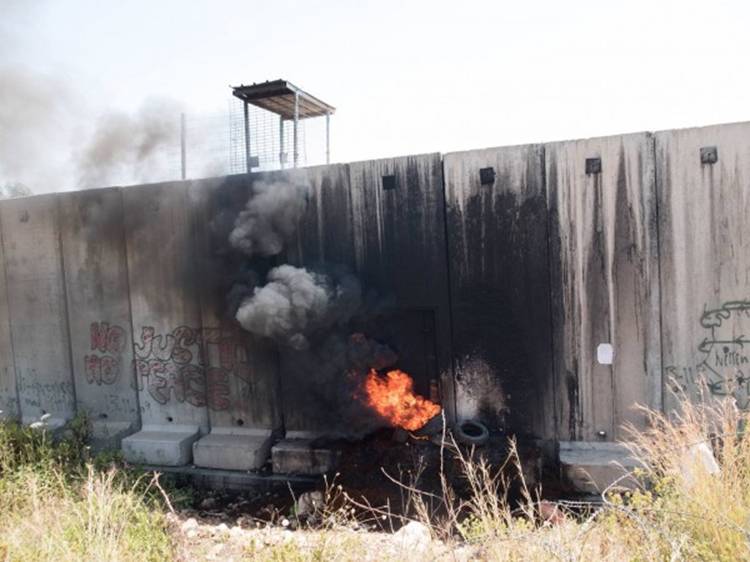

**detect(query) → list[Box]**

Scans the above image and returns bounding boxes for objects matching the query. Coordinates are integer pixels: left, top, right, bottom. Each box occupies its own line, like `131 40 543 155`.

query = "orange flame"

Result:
363 369 441 431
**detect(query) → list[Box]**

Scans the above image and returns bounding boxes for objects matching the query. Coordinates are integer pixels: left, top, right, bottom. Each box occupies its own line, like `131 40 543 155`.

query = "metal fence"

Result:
177 98 321 181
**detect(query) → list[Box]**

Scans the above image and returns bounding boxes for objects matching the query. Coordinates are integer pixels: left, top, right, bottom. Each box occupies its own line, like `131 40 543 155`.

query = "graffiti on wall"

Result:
665 299 750 408
84 322 259 411
133 325 210 408
85 322 127 385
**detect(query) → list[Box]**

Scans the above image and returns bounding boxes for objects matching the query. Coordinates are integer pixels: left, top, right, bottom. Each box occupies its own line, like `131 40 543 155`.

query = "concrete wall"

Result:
547 133 662 441
190 175 282 469
59 188 139 447
657 122 750 411
0 210 17 419
123 180 208 431
284 164 356 436
349 153 454 418
282 156 454 432
444 145 552 438
0 195 75 426
0 121 749 466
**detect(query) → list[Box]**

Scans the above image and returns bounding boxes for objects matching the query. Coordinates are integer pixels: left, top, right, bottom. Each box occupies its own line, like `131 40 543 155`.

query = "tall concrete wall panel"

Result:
444 145 553 438
288 164 357 268
0 195 74 426
283 164 356 435
121 181 208 465
0 209 18 420
5 121 750 466
190 175 282 469
546 133 661 440
348 154 455 418
59 188 139 448
657 122 750 411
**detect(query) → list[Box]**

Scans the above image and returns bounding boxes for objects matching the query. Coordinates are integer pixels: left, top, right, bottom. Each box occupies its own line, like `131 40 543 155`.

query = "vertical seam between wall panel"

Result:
541 144 560 442
119 187 141 431
58 196 78 415
189 180 210 435
652 133 666 414
0 207 20 419
439 154 459 422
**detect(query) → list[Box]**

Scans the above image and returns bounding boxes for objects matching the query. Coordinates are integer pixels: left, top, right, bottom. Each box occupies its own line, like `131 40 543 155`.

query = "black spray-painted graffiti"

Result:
85 322 255 411
133 326 209 408
665 299 750 408
134 326 256 411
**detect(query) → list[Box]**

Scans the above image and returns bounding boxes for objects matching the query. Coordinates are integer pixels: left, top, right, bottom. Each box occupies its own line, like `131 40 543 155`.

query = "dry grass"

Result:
0 416 174 562
4 389 750 561
269 394 750 561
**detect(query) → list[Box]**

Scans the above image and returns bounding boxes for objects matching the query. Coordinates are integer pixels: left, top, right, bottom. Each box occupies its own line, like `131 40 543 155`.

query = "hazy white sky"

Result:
2 0 749 189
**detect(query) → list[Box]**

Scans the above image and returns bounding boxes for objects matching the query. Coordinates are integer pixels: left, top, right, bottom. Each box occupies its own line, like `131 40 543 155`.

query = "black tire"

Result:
454 420 490 446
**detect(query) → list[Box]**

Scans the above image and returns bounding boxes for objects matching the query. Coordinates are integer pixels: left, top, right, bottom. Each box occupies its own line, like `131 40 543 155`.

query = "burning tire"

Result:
454 420 489 446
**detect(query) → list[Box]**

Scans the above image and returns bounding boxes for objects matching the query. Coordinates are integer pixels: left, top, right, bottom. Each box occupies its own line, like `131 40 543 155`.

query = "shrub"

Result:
0 415 175 561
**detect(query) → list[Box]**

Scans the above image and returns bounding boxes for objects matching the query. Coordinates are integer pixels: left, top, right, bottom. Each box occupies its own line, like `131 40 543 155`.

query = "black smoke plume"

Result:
229 179 310 258
235 265 363 351
225 174 399 437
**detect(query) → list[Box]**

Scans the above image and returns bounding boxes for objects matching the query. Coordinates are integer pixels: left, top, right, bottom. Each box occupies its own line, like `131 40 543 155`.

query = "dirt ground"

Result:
164 428 548 561
169 513 476 562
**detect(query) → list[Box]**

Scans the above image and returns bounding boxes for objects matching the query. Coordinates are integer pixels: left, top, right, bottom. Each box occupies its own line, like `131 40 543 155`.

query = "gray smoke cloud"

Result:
226 175 401 437
229 179 310 257
0 4 181 192
76 99 180 189
235 265 363 350
0 65 78 192
0 69 180 192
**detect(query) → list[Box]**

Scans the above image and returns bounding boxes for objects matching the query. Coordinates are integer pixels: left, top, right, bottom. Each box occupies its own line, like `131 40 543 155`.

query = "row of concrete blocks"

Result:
120 426 338 475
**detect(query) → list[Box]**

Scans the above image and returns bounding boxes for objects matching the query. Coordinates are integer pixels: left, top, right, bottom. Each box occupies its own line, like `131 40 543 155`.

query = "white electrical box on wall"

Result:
597 343 614 365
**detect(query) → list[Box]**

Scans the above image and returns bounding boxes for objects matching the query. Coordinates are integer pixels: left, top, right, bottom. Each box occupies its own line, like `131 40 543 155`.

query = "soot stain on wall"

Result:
446 147 553 438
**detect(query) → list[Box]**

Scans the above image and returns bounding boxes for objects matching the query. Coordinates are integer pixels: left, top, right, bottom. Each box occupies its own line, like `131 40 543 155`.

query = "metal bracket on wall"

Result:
700 146 718 165
585 158 602 175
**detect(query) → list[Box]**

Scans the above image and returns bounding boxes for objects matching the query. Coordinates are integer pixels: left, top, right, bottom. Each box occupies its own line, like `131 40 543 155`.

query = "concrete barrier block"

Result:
122 425 200 466
559 441 643 495
272 438 339 475
193 428 273 471
89 420 136 452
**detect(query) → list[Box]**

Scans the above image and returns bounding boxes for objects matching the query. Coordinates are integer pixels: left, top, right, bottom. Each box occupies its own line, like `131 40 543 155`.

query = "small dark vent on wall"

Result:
479 167 496 186
700 146 718 165
585 157 602 175
382 175 397 190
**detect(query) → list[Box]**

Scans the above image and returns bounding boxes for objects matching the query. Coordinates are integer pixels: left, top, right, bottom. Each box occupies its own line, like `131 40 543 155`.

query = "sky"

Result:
1 0 749 192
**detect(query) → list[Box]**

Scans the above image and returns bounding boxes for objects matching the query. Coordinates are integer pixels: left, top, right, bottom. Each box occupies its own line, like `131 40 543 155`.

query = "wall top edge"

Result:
4 120 750 202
